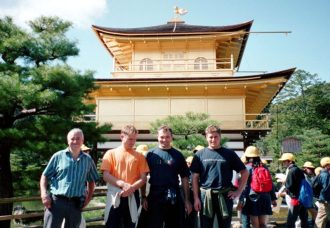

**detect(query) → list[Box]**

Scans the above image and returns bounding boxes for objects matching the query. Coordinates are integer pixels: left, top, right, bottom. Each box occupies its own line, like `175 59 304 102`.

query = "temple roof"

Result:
92 20 253 36
92 21 253 69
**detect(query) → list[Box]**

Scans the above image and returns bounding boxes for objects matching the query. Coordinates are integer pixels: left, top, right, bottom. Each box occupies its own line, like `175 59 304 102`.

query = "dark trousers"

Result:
43 195 82 228
105 191 139 228
184 210 197 228
184 188 197 228
136 207 149 228
147 187 184 228
241 213 250 228
199 191 233 228
286 204 308 228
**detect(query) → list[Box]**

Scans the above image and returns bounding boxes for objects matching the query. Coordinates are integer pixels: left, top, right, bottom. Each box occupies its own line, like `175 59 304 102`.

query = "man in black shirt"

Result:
190 125 248 228
141 125 192 228
279 153 308 228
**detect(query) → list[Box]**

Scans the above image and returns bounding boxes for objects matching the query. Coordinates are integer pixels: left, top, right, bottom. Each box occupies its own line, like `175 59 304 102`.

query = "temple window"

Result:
162 52 185 70
139 58 153 71
194 57 208 70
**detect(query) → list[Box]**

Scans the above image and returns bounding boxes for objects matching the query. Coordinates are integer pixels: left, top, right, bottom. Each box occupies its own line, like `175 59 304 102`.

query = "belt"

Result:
53 195 80 201
150 185 179 191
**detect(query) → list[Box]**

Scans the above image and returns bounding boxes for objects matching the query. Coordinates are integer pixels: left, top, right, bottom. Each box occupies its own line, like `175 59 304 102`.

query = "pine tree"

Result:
0 16 111 227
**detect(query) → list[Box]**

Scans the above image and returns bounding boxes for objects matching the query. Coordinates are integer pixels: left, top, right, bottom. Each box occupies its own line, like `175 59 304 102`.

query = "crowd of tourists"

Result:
39 125 330 228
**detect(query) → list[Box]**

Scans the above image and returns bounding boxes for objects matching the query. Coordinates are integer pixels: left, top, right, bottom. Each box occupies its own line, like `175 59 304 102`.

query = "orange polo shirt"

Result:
100 146 149 184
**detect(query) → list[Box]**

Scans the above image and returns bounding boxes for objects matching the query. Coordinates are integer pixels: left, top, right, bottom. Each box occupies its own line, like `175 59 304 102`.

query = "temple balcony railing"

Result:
80 113 271 130
112 56 234 77
244 113 271 129
74 114 96 123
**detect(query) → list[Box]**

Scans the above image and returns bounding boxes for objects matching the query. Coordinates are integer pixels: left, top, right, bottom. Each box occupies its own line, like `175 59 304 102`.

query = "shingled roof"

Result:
92 20 253 36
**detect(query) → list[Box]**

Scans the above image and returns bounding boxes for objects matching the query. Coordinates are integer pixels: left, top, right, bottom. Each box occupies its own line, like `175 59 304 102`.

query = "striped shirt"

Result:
43 148 99 197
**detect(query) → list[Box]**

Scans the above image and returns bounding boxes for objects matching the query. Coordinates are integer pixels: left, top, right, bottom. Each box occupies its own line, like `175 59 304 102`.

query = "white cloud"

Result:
0 0 107 28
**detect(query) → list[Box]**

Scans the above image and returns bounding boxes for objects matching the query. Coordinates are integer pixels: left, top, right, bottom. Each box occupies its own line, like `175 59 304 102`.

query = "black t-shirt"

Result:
190 147 246 189
146 147 190 188
285 164 305 198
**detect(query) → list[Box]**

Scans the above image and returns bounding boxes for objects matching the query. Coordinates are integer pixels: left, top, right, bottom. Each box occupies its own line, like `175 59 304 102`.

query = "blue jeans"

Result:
286 204 308 228
199 191 233 228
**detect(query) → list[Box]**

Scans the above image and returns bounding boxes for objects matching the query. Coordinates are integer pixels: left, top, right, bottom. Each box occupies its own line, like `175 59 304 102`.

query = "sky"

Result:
1 0 329 82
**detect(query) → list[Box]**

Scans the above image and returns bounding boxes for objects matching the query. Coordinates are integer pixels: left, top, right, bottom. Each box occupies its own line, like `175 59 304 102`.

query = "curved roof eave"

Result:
95 68 295 84
92 20 253 36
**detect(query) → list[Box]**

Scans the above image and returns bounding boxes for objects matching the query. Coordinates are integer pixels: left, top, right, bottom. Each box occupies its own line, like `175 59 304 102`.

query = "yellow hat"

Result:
81 144 91 151
261 159 268 165
240 155 247 163
244 146 260 158
193 145 204 153
315 167 323 176
278 153 295 162
320 157 330 168
136 144 148 155
186 156 193 163
303 161 315 169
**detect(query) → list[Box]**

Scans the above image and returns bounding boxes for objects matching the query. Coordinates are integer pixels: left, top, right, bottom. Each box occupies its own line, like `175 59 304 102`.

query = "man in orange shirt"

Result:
101 125 149 228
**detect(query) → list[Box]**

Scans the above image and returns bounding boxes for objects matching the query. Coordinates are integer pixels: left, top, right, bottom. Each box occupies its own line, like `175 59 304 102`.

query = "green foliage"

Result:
150 112 219 136
149 112 228 157
0 17 30 65
173 134 206 151
274 69 321 104
172 134 207 157
295 129 330 168
0 16 112 198
256 70 330 172
0 16 78 68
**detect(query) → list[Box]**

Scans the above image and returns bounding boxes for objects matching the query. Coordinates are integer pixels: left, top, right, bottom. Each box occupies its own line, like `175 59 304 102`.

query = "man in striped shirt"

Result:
40 128 99 228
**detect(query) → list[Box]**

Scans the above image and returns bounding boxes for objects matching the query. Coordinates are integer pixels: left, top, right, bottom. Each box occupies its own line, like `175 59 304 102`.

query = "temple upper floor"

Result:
112 50 235 78
93 21 252 78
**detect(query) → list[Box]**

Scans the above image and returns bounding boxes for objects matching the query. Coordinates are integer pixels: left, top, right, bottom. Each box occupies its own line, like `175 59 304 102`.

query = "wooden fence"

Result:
0 188 107 227
0 187 288 227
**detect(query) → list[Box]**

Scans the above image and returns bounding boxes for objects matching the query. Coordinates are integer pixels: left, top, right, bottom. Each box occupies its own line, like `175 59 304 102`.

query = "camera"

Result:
166 188 177 205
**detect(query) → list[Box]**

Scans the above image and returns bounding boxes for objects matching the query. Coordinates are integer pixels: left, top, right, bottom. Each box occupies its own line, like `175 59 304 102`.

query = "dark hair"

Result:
246 156 262 167
157 125 173 135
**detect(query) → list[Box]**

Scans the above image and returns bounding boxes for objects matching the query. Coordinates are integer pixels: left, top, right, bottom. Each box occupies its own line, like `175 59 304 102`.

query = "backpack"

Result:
250 164 273 193
298 179 313 208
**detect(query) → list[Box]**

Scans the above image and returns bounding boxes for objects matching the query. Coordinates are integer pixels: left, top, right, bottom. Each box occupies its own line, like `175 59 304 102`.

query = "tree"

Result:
149 112 226 157
295 129 330 168
273 81 330 137
304 83 330 134
256 70 330 173
150 112 219 136
274 69 321 104
0 16 111 227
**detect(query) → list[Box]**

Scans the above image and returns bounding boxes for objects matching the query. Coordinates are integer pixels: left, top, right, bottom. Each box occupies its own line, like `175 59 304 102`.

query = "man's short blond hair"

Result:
121 124 138 135
205 125 221 135
157 125 173 135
